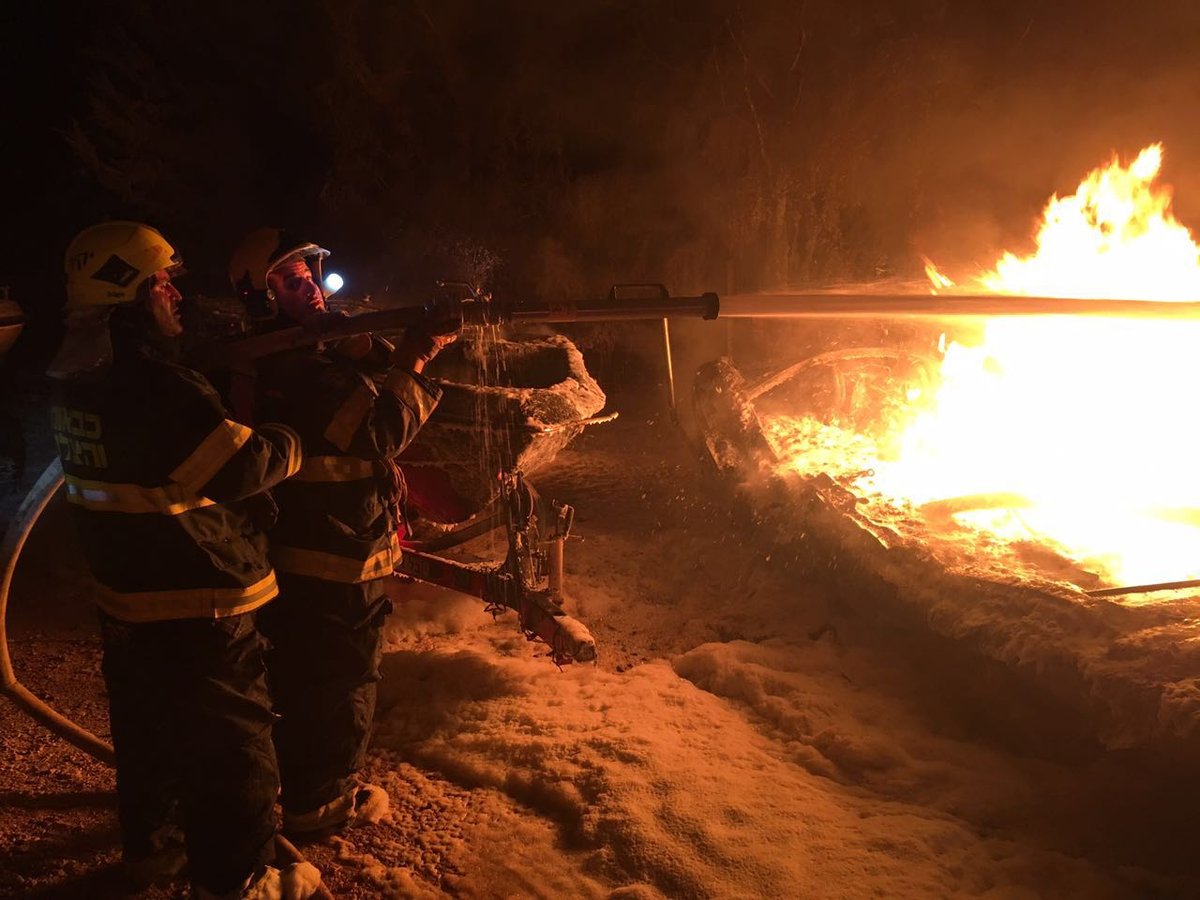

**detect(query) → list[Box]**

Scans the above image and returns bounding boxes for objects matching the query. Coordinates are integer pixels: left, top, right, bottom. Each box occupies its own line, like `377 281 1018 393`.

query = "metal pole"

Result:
1086 578 1200 597
725 258 736 359
661 318 677 421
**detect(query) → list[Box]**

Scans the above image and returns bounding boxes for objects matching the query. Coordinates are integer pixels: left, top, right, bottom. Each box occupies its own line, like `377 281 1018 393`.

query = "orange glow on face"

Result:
765 145 1200 587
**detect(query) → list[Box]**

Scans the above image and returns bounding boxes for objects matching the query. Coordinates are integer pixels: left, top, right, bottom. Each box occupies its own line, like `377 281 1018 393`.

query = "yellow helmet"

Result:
64 221 182 309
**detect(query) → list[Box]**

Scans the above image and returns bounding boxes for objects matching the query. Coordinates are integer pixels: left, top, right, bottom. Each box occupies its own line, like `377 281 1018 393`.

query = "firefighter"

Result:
50 222 318 899
227 228 457 839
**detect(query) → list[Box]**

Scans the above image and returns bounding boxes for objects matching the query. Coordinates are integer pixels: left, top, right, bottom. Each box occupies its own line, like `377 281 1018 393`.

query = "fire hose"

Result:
191 285 1200 370
0 460 335 899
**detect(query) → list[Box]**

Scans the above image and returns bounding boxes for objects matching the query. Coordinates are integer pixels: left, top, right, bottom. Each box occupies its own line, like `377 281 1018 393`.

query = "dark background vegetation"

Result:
4 0 1200 369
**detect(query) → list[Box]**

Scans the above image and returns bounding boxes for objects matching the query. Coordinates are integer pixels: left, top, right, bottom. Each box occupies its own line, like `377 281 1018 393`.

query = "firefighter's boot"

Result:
282 781 389 841
192 861 322 900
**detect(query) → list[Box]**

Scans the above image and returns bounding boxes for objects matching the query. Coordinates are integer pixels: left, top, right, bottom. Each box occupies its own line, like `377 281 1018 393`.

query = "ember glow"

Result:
766 144 1200 587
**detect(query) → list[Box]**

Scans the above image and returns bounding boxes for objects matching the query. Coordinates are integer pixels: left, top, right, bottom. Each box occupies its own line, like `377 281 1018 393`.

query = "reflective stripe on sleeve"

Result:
93 571 278 622
292 455 376 482
382 369 438 424
170 419 254 494
270 533 402 583
65 475 216 515
323 382 378 452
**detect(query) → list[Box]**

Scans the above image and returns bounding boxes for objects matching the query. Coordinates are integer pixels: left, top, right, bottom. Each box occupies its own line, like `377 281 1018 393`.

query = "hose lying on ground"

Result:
0 459 333 899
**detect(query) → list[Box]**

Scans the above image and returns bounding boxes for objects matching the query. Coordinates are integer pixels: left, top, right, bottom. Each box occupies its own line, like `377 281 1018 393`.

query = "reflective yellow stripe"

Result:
65 475 215 515
293 455 376 482
94 571 278 622
259 422 304 478
323 382 378 452
271 534 401 583
382 369 438 423
170 419 253 494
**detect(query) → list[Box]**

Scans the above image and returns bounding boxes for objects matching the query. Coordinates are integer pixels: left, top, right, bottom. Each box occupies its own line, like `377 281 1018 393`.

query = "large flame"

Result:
769 144 1200 587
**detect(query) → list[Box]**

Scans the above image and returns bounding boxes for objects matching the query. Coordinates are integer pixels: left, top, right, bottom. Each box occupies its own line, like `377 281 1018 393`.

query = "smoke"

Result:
766 1 1200 285
47 1 1200 303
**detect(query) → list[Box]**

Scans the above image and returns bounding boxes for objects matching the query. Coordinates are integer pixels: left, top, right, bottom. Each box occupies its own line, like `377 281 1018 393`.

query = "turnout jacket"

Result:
52 348 302 622
254 337 441 584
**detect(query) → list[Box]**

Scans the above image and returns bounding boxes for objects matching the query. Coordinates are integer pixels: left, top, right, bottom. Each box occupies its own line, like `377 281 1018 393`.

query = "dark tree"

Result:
64 0 1200 299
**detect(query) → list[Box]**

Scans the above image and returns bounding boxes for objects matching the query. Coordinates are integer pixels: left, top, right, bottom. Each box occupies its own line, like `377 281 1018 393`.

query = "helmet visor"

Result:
267 243 330 275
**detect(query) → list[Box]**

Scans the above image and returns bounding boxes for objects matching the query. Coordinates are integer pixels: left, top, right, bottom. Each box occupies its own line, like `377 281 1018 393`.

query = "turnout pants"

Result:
257 573 391 816
99 610 278 895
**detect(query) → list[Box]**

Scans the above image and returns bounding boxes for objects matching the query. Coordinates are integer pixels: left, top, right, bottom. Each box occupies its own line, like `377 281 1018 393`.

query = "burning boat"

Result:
696 144 1200 759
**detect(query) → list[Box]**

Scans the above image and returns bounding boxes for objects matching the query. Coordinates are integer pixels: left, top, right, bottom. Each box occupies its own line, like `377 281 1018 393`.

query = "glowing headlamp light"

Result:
323 272 344 296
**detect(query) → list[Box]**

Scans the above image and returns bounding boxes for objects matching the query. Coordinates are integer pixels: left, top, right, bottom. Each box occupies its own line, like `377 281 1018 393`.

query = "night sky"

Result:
5 0 1200 367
